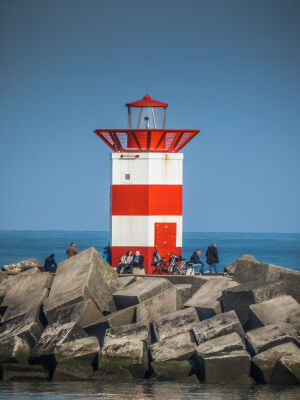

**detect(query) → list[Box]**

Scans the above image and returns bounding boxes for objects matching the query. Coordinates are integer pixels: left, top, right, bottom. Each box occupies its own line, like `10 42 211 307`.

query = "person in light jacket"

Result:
117 250 133 274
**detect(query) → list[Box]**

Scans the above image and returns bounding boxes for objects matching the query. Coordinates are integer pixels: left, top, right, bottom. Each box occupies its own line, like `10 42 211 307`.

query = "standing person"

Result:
44 254 57 273
206 243 219 275
116 250 133 274
102 245 111 264
189 249 205 275
66 242 79 258
132 250 145 274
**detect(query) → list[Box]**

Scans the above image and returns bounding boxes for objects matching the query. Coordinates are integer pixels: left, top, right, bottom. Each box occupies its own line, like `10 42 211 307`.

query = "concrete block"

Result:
0 313 44 348
117 276 136 290
251 342 300 383
271 354 300 385
174 284 193 309
53 337 100 380
96 339 148 380
196 332 245 357
245 323 298 355
31 303 88 359
151 360 194 381
153 307 200 342
136 287 177 323
192 310 244 345
84 306 136 345
104 322 151 346
44 247 117 319
184 277 239 320
232 255 300 302
248 295 300 332
221 280 287 327
2 363 49 381
150 332 197 362
199 350 251 384
113 277 173 310
0 337 30 366
1 273 53 323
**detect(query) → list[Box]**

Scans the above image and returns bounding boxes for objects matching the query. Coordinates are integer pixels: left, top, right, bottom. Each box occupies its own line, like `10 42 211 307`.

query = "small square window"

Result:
125 173 130 180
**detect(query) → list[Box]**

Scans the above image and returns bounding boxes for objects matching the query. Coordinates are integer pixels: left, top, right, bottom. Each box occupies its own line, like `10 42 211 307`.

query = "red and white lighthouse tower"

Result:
94 94 199 274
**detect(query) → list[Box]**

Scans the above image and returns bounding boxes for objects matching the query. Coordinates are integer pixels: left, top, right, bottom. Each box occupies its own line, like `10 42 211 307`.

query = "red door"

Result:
155 223 177 259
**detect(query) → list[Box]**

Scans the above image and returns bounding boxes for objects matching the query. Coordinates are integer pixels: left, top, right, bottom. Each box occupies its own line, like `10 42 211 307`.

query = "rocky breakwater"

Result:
0 251 299 385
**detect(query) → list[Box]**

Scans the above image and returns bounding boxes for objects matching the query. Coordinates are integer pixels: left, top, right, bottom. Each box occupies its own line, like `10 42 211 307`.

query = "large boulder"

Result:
104 322 151 346
192 310 244 345
96 339 148 380
248 295 300 332
43 247 117 320
113 278 173 310
1 258 43 275
184 277 239 319
251 342 300 383
232 255 300 302
53 337 100 380
153 307 200 342
136 287 178 323
245 323 298 355
221 280 287 327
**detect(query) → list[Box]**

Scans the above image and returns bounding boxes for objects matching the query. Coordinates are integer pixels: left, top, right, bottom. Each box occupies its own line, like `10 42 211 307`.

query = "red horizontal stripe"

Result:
111 185 182 216
111 246 182 275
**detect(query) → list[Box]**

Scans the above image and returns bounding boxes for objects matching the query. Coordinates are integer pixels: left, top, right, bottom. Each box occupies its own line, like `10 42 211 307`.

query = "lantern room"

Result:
94 94 199 153
126 94 168 129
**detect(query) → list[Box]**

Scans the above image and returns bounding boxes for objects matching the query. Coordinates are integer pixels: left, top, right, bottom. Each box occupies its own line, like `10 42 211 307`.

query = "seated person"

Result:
44 254 57 273
116 250 133 274
189 249 205 275
132 250 145 274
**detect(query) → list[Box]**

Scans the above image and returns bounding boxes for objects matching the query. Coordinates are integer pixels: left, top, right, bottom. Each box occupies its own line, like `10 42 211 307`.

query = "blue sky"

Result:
0 0 299 232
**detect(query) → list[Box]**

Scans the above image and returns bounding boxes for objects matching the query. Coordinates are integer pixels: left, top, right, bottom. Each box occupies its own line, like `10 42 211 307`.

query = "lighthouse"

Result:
94 94 200 274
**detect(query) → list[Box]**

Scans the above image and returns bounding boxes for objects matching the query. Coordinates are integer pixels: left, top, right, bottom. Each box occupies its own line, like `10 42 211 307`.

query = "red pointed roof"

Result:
126 94 168 108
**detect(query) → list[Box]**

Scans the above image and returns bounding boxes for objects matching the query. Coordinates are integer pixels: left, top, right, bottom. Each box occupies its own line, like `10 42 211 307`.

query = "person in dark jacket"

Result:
44 254 57 273
206 243 219 275
189 249 205 275
102 245 111 264
66 242 79 258
132 250 145 273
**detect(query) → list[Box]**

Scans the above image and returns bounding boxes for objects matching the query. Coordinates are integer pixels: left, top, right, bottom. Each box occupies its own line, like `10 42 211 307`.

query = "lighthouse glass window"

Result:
128 107 166 129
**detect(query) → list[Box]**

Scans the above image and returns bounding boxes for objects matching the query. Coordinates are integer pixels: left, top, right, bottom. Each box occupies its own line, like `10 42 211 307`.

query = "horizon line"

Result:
0 229 299 234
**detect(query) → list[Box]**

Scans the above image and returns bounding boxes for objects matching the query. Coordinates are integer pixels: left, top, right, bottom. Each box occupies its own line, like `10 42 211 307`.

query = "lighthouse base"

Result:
111 246 182 275
110 152 183 274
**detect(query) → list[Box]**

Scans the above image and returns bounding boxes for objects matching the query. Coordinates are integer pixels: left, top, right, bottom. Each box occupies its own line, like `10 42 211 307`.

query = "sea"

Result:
0 231 299 399
0 230 299 273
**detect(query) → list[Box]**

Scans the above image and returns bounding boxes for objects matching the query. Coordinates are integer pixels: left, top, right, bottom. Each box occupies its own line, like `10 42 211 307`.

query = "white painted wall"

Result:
111 152 183 185
111 215 183 247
